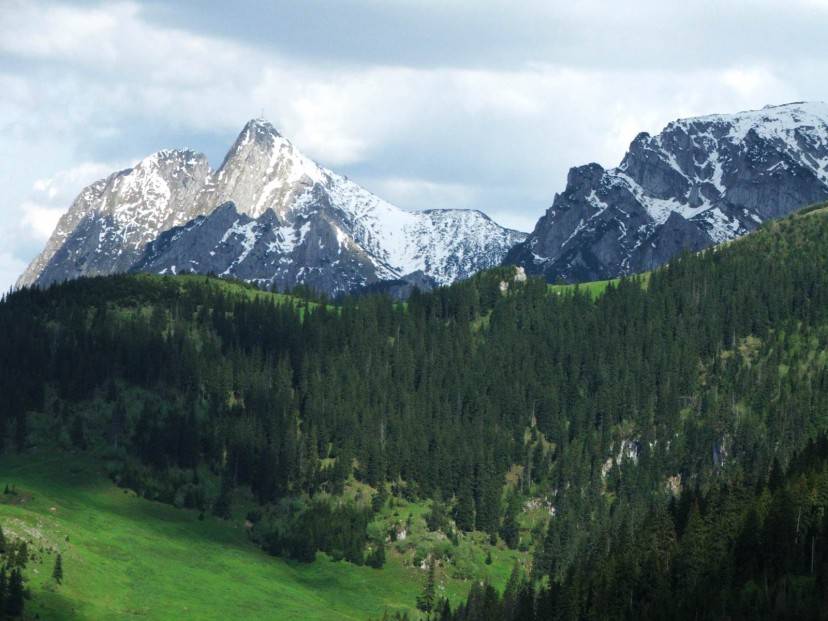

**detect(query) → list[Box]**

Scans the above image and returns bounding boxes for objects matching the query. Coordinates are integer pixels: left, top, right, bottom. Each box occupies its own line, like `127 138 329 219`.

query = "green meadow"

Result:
548 272 650 298
0 452 523 620
0 452 421 620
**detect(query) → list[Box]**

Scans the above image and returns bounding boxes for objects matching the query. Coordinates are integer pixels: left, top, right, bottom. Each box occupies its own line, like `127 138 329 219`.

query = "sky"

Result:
2 0 828 291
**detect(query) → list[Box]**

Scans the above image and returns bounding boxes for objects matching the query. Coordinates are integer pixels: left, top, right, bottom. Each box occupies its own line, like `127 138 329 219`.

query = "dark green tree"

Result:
500 491 521 549
454 480 475 532
416 560 436 613
5 568 24 617
52 552 64 585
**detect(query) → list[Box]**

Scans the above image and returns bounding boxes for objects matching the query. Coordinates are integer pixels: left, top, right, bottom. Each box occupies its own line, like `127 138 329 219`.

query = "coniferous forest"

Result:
3 206 828 619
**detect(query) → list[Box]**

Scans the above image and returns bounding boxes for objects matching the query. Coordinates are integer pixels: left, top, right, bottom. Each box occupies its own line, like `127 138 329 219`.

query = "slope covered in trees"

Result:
1 204 828 618
387 435 828 621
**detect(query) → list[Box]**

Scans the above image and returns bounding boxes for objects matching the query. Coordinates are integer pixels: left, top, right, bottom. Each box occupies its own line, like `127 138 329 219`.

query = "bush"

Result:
367 544 385 568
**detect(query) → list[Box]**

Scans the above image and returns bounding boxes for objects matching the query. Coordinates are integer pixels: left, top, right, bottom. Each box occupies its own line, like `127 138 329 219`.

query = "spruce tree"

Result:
52 552 64 585
416 560 436 613
0 568 6 616
454 480 475 532
500 492 521 549
5 568 23 617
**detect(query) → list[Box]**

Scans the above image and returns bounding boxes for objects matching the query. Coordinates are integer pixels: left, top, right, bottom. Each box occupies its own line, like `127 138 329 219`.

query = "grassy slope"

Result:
0 452 523 621
131 273 323 313
0 452 422 621
548 278 619 298
547 272 650 299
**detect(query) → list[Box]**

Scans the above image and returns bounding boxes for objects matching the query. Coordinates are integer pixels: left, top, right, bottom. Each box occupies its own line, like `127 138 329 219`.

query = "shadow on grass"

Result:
31 589 91 621
2 450 263 555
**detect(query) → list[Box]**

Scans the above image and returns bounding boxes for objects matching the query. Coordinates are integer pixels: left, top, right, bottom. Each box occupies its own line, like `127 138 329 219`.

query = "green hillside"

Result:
2 203 828 620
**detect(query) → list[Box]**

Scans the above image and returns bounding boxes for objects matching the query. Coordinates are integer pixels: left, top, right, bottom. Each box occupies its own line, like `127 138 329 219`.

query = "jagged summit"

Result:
678 100 828 126
204 118 329 220
506 101 828 283
18 119 525 295
243 117 282 132
765 100 809 107
221 119 289 168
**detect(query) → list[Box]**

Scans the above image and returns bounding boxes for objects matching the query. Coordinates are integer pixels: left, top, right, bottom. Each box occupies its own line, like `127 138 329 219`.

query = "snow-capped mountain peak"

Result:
19 119 525 295
506 101 828 283
675 101 828 145
205 118 329 220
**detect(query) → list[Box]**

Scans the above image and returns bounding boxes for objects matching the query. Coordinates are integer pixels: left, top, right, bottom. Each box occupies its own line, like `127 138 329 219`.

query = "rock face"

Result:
506 102 828 282
19 120 526 296
19 150 211 287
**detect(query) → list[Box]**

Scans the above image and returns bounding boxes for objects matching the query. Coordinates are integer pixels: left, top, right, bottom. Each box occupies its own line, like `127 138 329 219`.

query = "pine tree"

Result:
212 473 233 519
475 468 502 535
52 552 64 585
372 484 388 514
426 495 449 532
500 491 521 549
675 501 709 611
0 568 6 616
70 414 87 450
502 560 523 620
416 560 436 613
454 480 476 532
5 568 23 617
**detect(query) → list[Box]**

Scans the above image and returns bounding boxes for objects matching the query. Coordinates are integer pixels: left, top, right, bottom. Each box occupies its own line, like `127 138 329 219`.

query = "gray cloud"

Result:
140 1 828 72
1 0 827 292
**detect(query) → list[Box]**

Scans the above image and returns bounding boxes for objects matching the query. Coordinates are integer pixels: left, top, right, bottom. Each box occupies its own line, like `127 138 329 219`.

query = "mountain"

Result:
505 101 828 282
18 119 525 296
24 103 828 294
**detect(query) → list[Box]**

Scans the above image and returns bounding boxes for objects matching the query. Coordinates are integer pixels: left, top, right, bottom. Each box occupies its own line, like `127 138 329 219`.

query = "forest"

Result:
1 205 828 619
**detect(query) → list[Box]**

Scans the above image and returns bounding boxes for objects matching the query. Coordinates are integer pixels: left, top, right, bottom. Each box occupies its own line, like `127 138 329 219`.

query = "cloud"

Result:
367 176 480 211
0 160 129 292
20 202 64 240
138 0 828 72
0 253 27 296
20 162 129 241
487 211 539 236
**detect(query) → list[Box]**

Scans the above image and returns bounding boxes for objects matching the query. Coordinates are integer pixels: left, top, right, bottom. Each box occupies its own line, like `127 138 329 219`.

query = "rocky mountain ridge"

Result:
19 119 525 295
505 102 828 282
20 102 828 294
